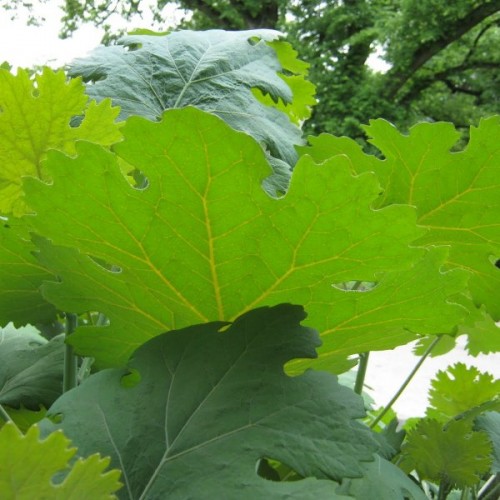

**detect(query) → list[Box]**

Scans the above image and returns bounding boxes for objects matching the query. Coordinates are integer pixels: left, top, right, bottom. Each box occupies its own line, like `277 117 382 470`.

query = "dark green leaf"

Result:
339 455 426 500
40 304 380 498
0 324 63 409
69 30 304 177
475 412 500 473
0 221 57 327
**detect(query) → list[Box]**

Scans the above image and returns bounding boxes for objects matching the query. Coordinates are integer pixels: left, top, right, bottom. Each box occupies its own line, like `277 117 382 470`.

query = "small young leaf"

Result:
400 418 492 488
0 67 121 216
0 423 122 498
253 39 317 124
427 363 500 421
39 304 381 498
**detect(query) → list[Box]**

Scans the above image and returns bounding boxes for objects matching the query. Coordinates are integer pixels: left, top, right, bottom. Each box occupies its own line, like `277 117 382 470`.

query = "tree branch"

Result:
386 0 500 99
398 60 499 105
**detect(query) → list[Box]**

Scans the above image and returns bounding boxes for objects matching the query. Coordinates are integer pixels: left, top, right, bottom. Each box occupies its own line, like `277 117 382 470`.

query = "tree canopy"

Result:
4 0 500 139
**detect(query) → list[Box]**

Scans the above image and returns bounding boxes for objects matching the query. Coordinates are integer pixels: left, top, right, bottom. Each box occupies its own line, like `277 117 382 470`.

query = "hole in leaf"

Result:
121 368 141 388
128 169 149 190
124 42 142 51
256 458 304 482
247 36 261 46
28 340 45 347
489 255 500 269
47 412 63 424
89 255 122 274
217 323 232 333
332 281 378 292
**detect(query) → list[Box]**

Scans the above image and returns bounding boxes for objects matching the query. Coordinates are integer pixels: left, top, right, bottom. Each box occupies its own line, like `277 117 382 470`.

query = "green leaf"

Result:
457 304 500 355
24 108 433 367
475 412 500 473
338 455 426 500
0 423 122 499
288 247 468 373
0 67 121 216
427 363 500 421
69 30 303 175
253 39 316 124
301 117 500 320
0 220 57 327
40 304 380 498
412 333 457 358
400 418 492 488
0 323 63 410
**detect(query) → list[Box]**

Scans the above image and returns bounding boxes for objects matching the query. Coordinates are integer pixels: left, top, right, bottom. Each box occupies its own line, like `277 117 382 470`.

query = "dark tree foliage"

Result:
4 0 499 140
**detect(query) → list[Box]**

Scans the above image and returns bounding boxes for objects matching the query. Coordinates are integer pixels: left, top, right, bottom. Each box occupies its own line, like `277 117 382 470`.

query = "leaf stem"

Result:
0 403 13 424
369 335 442 429
479 473 500 500
437 479 452 500
63 313 78 393
354 352 369 395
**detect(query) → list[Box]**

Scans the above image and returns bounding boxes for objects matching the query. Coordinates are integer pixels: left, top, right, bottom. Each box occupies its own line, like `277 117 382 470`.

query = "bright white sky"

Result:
0 0 181 68
1 1 390 71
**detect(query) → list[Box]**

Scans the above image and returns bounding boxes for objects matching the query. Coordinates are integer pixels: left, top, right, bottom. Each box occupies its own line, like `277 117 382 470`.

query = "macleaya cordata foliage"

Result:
0 29 498 499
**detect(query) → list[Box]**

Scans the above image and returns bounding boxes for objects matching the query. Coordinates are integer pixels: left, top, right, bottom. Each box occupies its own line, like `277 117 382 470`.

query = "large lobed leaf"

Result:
20 108 468 368
68 30 305 178
0 67 121 216
299 117 500 320
0 422 122 498
39 305 382 498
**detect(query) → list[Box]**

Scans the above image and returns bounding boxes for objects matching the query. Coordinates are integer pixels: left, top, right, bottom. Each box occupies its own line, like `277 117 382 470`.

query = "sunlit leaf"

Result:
301 117 500 320
0 67 121 216
23 108 445 368
427 363 500 421
0 423 122 498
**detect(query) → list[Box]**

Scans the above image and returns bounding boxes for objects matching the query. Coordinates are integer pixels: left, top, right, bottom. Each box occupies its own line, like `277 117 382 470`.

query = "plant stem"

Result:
479 473 500 500
77 356 94 384
63 313 78 393
354 352 369 395
0 403 13 424
369 335 442 429
437 479 451 500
